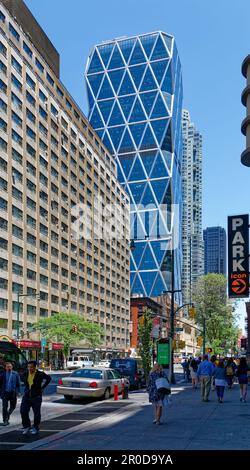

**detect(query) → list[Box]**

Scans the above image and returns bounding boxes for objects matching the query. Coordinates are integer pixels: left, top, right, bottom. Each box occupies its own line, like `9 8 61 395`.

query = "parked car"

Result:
67 355 93 370
57 367 129 400
110 358 145 390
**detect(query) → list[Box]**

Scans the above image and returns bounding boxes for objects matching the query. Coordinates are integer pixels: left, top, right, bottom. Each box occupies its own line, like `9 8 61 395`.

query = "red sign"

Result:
52 343 64 350
14 340 41 349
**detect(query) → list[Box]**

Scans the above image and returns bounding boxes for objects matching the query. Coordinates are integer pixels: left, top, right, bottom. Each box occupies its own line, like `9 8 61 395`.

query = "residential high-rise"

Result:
182 110 203 304
85 32 183 300
203 227 226 276
0 0 130 352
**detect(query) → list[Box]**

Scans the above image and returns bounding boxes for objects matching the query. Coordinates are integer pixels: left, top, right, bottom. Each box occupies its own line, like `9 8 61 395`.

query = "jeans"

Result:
200 375 211 400
20 394 42 430
216 386 225 399
226 376 233 387
2 391 17 422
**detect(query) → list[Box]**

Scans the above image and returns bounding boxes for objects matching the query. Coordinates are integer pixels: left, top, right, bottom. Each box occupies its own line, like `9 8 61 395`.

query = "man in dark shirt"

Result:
20 360 51 435
0 362 21 425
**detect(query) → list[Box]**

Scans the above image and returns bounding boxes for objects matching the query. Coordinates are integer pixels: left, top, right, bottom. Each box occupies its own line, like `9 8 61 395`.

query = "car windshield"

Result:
71 369 103 379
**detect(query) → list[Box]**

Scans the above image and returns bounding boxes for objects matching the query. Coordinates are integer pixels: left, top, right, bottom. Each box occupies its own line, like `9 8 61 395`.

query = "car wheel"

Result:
64 395 73 400
104 388 111 400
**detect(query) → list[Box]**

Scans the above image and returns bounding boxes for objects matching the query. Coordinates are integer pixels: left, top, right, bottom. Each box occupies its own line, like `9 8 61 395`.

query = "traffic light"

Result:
72 324 77 333
189 306 196 319
178 340 186 349
197 336 203 347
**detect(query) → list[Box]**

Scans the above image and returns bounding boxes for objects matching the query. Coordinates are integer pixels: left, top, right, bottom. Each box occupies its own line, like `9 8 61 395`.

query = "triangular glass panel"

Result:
150 152 169 178
130 255 136 271
151 273 166 297
108 102 125 126
151 119 169 146
161 64 172 94
87 73 104 98
162 92 172 113
150 93 168 119
108 44 125 70
119 38 136 63
98 99 115 123
131 241 147 269
90 105 104 129
129 181 146 205
139 244 157 270
144 210 158 238
88 49 103 74
129 98 147 123
150 34 168 61
129 64 146 90
139 34 157 58
162 34 173 55
116 160 125 183
86 85 95 112
98 43 114 68
140 124 157 150
139 271 157 297
151 178 168 204
151 60 168 86
95 128 104 139
141 183 156 206
129 40 146 65
161 124 172 152
118 95 136 120
98 75 114 99
140 91 157 117
130 272 136 288
108 126 125 151
119 153 136 179
108 69 125 93
132 213 147 239
140 67 157 92
139 150 157 177
128 156 146 182
118 71 136 95
161 150 172 173
118 128 135 153
102 131 114 153
150 240 167 267
131 274 145 296
129 123 147 148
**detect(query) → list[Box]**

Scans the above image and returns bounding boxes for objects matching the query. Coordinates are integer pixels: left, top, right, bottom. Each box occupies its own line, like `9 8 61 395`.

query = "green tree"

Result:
33 312 105 365
193 274 240 355
138 309 153 382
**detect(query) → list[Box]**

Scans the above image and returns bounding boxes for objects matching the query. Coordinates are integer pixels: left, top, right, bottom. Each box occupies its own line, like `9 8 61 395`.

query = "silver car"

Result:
57 367 129 400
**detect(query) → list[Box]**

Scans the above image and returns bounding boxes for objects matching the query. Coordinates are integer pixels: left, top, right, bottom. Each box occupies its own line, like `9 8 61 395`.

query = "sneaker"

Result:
240 397 243 402
30 427 38 435
153 419 157 424
156 421 162 425
3 420 9 426
22 428 30 435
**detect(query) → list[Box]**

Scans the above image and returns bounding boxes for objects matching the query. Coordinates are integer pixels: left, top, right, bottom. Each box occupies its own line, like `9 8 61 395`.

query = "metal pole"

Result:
17 291 20 341
170 242 175 384
203 317 206 356
189 235 192 304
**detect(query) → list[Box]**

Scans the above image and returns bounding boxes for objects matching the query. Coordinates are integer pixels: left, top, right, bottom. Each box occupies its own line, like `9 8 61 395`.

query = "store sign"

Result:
14 340 41 349
52 343 64 350
228 215 249 298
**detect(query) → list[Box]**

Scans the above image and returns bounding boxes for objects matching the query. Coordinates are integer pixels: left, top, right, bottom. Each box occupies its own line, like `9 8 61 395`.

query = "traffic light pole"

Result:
203 317 206 356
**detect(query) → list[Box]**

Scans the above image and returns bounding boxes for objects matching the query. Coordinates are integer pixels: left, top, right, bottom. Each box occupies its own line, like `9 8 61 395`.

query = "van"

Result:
67 355 93 370
110 358 145 389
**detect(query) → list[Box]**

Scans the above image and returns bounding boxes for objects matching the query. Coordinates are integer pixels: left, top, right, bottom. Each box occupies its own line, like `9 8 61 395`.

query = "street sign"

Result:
175 327 183 332
157 340 170 366
228 215 249 298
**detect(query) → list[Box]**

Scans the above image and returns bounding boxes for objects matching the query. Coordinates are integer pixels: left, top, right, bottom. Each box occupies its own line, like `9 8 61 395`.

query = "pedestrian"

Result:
197 354 214 402
236 357 250 403
20 360 51 435
181 358 188 380
210 355 217 391
225 357 236 389
0 361 21 426
147 363 169 425
189 358 198 389
213 360 227 403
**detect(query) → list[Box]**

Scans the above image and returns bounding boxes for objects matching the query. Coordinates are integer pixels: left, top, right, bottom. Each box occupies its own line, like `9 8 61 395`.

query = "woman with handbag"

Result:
147 363 170 425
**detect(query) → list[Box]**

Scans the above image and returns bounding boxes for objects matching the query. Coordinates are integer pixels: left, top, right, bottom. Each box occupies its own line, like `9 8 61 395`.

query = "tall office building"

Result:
85 32 183 299
182 110 203 304
203 227 226 276
0 0 130 351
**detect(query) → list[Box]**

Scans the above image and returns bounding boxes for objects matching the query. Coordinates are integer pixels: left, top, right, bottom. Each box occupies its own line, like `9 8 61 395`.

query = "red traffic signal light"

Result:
72 324 77 333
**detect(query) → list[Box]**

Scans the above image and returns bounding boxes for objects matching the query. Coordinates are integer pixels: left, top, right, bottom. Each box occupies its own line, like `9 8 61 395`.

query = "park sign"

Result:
228 214 249 298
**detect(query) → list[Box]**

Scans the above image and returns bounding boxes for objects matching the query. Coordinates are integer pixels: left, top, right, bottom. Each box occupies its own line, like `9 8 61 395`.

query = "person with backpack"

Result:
225 357 236 389
189 358 198 389
147 363 170 425
236 357 250 403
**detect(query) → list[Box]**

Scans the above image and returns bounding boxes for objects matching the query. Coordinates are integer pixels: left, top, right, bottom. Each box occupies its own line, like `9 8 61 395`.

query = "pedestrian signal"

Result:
189 307 196 319
178 340 186 349
197 336 203 347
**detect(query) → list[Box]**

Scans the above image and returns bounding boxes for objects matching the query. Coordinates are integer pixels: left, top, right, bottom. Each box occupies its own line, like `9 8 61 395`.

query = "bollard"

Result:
121 383 125 399
114 384 118 400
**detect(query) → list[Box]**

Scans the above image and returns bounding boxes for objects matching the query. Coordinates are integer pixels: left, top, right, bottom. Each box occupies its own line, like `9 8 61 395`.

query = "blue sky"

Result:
25 0 250 331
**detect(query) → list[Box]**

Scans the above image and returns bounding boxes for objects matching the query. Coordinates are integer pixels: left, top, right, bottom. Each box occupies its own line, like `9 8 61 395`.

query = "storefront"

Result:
13 340 64 368
13 340 41 361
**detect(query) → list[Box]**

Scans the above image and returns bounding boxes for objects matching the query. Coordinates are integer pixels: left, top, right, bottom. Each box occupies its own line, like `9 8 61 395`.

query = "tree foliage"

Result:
193 274 240 354
138 309 153 382
33 312 105 360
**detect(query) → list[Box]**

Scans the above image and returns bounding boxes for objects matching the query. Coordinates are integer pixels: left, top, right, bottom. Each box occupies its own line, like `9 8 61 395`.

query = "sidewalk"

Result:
19 382 250 451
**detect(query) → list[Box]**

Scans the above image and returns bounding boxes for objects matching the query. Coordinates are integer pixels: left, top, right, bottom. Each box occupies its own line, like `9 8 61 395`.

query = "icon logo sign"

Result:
228 215 249 298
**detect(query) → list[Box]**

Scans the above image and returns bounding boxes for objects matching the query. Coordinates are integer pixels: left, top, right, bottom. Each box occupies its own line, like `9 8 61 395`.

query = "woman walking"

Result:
189 358 198 389
236 357 250 402
147 364 166 425
213 360 227 403
225 357 236 389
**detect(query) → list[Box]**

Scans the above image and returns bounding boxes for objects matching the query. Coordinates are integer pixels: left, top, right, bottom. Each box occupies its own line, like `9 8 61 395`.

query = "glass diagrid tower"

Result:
86 32 183 298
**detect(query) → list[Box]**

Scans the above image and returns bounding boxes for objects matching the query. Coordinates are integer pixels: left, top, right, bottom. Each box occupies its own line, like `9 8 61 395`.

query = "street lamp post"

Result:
16 291 40 340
